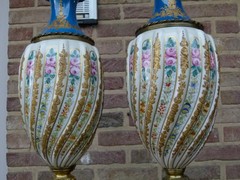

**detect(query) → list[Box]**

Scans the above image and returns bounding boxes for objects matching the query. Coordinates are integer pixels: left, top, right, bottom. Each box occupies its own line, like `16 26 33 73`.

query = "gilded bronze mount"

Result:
163 168 189 180
135 20 204 36
31 33 95 46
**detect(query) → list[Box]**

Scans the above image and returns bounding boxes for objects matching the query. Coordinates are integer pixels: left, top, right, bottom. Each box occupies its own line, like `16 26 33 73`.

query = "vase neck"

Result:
41 0 84 36
149 0 190 23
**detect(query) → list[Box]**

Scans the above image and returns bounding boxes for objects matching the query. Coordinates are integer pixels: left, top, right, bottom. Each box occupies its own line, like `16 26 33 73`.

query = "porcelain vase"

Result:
18 0 103 179
126 0 219 179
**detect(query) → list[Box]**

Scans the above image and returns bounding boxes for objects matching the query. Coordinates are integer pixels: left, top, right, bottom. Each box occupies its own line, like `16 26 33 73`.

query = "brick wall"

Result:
7 0 240 179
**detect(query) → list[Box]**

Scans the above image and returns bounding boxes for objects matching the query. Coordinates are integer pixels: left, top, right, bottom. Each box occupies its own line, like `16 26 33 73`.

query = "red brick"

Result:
206 128 219 143
185 166 220 179
8 62 20 75
98 167 158 180
103 94 128 109
224 126 240 142
7 116 24 130
201 21 211 34
98 0 150 4
222 38 240 51
97 23 142 37
196 145 240 161
99 6 121 20
7 152 46 167
38 171 53 180
123 6 152 19
8 44 27 59
81 26 94 37
104 77 124 90
95 40 123 55
72 169 94 180
9 9 50 24
221 91 240 105
216 108 240 123
128 112 135 126
7 172 33 180
7 97 21 112
79 151 125 165
221 73 240 87
8 79 18 94
38 0 50 6
102 58 126 72
185 3 238 18
226 165 240 179
7 133 30 149
216 20 239 33
219 54 240 68
99 112 124 128
10 0 34 8
98 130 141 146
131 149 155 163
9 27 33 41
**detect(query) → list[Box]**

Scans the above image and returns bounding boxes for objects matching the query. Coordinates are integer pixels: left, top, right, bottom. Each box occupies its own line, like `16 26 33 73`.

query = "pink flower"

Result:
192 48 200 58
91 68 97 76
129 55 134 72
166 57 176 66
70 66 80 76
70 58 80 67
46 57 56 67
45 66 55 74
142 49 151 60
26 61 34 76
192 58 201 66
210 53 215 69
143 60 151 68
129 64 133 72
91 61 97 70
27 61 34 68
166 47 177 58
26 68 32 76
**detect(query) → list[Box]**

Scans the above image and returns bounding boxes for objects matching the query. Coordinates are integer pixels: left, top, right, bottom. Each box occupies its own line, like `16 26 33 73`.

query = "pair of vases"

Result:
18 0 219 179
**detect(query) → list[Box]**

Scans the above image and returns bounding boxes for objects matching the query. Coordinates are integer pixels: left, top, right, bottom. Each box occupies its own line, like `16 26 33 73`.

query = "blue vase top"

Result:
32 0 94 44
149 0 190 23
136 0 203 36
41 0 84 35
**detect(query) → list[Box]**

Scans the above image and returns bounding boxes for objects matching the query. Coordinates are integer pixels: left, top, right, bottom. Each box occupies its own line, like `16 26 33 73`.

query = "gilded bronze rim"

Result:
31 33 95 45
136 20 204 36
164 168 189 180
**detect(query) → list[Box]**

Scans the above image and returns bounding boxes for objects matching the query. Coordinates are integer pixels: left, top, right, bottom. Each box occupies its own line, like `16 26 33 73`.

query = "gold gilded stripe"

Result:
132 43 138 123
42 47 68 159
53 52 91 159
158 36 189 156
67 81 103 166
172 41 210 156
144 36 161 148
70 83 102 156
30 49 43 150
19 56 25 100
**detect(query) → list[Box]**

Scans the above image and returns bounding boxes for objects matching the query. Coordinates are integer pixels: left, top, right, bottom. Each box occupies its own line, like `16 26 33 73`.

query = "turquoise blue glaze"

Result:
149 0 190 23
41 0 84 35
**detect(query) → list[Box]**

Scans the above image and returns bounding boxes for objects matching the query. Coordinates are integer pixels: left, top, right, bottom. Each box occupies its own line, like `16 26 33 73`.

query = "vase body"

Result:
126 26 219 170
18 0 102 178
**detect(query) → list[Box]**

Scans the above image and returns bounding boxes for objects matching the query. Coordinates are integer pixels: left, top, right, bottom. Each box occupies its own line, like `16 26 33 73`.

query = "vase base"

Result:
51 166 76 180
163 168 189 180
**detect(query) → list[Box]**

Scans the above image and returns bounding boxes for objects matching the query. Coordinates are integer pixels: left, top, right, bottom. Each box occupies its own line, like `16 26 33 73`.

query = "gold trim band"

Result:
164 168 189 180
31 33 95 46
136 20 203 36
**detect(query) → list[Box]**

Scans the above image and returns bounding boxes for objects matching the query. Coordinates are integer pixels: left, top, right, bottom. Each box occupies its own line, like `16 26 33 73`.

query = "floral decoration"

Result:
36 48 57 146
